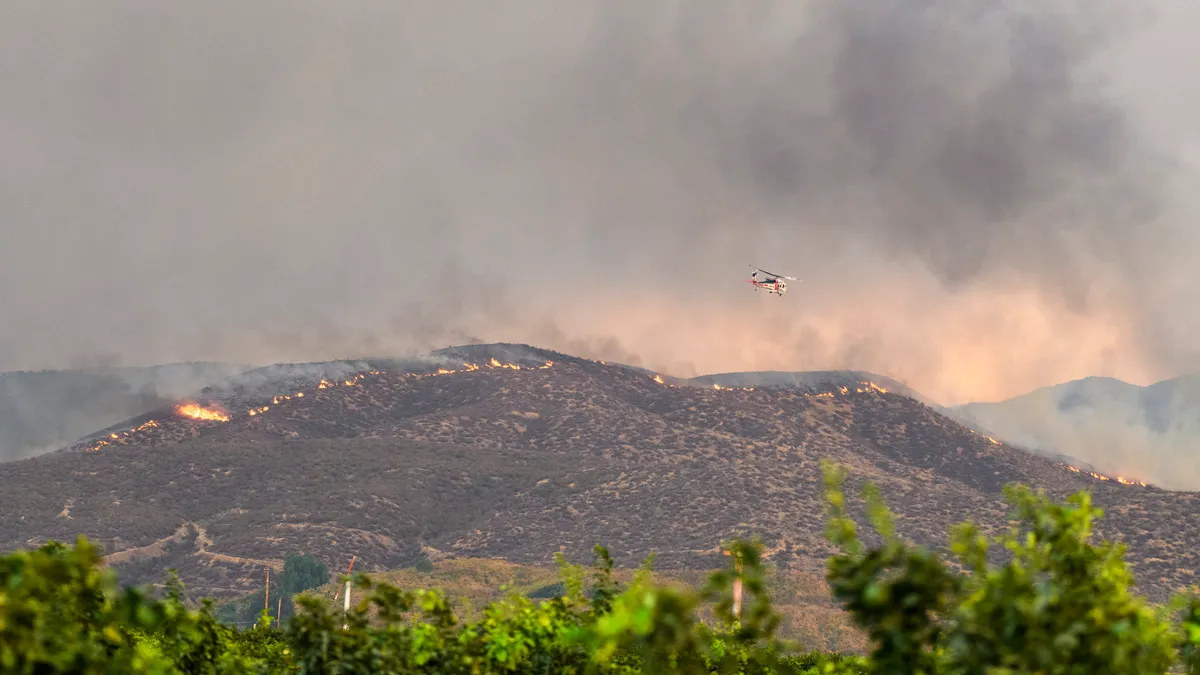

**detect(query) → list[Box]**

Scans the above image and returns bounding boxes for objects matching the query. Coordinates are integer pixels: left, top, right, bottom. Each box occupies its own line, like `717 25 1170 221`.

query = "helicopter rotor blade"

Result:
750 265 797 281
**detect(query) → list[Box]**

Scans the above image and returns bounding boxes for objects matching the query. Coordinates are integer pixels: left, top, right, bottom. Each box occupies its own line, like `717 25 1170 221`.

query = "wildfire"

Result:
426 359 549 377
1062 464 1147 487
708 382 756 392
83 359 553 452
653 374 665 384
85 419 162 452
799 381 887 399
966 428 1004 446
176 404 230 422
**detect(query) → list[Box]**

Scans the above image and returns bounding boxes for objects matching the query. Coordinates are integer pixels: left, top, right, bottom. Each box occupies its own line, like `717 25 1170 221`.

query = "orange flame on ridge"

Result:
176 404 230 422
84 360 553 451
1063 464 1147 487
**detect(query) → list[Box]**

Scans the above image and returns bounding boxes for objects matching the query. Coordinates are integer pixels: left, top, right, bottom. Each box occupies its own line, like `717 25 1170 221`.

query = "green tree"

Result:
821 460 1192 675
0 536 279 674
275 553 330 621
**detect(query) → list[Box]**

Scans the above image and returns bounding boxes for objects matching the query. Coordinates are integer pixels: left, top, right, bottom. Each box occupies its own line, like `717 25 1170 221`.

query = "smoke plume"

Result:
3 0 1199 416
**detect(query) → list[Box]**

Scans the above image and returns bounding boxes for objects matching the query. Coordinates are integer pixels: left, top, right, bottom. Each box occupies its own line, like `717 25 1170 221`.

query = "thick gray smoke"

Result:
2 0 1198 415
0 362 248 461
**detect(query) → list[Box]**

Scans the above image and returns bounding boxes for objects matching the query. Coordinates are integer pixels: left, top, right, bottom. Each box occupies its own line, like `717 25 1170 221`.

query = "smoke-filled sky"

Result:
3 0 1199 406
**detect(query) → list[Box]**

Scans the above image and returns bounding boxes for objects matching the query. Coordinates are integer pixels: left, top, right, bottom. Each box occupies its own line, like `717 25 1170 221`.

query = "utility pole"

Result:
333 555 356 600
722 549 743 620
253 568 271 628
333 555 356 631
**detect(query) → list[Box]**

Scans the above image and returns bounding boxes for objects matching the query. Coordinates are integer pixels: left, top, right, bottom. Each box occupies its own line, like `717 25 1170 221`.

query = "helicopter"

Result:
746 265 798 296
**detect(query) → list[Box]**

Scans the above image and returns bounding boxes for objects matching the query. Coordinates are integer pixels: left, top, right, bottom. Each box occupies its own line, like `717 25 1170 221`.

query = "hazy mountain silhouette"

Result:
950 373 1200 490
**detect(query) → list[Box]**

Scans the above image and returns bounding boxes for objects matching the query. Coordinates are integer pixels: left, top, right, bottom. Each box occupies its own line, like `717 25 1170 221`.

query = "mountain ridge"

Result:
1 342 1194 608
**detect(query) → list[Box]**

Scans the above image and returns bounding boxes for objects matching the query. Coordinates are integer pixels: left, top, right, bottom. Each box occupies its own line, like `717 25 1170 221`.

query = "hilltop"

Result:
0 343 1195 607
950 373 1200 491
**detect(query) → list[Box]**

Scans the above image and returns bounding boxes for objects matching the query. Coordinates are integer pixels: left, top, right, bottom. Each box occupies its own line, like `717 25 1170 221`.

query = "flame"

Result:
176 404 230 422
85 419 162 452
248 406 269 416
1061 463 1147 487
653 374 664 384
318 380 330 389
707 381 757 391
966 428 1004 446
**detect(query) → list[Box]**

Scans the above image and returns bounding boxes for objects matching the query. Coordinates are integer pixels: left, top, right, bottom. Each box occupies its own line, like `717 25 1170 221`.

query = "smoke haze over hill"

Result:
3 0 1200 406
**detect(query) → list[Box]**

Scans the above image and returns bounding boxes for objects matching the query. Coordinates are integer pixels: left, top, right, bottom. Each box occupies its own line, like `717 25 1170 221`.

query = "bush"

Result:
821 461 1200 675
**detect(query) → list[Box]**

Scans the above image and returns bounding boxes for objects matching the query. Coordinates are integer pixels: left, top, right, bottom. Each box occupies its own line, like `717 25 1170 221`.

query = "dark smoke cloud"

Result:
2 0 1198 415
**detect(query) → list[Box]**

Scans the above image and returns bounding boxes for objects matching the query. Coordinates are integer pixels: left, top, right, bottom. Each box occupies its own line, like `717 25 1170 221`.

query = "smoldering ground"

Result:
2 1 1199 473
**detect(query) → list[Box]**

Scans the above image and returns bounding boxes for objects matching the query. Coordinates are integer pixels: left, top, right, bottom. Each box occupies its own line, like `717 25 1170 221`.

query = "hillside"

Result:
0 343 1196 607
0 362 249 462
950 374 1200 491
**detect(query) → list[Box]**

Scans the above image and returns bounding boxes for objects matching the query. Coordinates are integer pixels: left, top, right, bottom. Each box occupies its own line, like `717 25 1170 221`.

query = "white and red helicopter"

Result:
746 265 798 296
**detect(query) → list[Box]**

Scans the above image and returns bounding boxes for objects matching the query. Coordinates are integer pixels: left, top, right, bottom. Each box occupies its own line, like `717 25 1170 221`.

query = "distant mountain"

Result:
0 362 250 462
1 343 1194 607
948 374 1200 491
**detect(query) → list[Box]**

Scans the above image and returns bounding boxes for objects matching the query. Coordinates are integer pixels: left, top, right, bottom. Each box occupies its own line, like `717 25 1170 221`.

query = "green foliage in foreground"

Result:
0 463 1196 674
